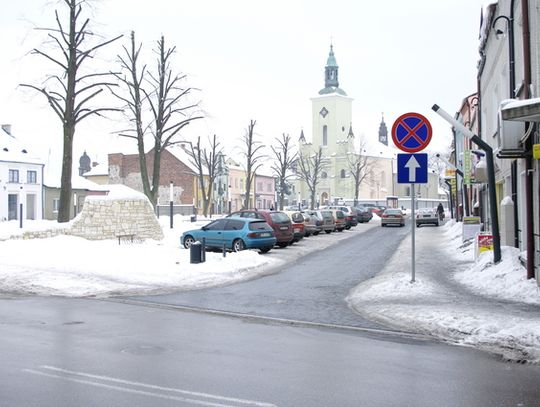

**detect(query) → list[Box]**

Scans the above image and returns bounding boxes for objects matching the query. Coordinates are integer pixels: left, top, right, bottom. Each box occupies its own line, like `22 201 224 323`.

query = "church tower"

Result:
378 114 388 146
310 44 354 156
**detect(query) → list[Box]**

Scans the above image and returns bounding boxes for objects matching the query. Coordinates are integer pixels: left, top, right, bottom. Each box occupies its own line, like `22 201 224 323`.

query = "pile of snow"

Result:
0 216 281 297
347 218 540 363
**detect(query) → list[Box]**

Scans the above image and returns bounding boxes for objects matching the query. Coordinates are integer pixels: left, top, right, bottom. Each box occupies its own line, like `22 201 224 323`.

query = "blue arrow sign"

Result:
397 153 428 184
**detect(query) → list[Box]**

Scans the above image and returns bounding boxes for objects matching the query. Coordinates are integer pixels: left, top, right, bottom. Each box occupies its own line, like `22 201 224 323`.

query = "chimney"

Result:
2 124 12 135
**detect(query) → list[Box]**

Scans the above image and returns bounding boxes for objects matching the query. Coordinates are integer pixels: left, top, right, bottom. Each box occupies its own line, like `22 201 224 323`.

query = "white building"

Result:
477 0 540 283
0 124 44 222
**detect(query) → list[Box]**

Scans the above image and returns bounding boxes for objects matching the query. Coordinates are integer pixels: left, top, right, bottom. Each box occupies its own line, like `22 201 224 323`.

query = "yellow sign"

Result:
445 169 456 177
533 144 540 160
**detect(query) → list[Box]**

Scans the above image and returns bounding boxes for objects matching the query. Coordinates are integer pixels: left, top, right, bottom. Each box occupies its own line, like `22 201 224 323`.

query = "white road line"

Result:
24 366 277 407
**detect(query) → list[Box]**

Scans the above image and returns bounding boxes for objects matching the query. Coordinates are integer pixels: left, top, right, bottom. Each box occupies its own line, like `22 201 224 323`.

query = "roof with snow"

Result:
0 125 44 165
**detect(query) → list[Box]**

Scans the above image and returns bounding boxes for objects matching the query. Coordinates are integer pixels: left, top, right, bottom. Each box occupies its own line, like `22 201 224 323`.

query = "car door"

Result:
222 218 245 249
201 219 228 248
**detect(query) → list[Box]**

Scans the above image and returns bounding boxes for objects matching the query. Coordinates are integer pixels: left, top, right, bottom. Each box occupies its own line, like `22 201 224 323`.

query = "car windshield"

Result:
291 213 304 223
385 209 402 215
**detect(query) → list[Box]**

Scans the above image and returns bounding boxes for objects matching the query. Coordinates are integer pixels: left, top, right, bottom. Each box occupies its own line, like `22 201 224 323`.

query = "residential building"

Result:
472 0 539 282
0 124 44 222
108 147 197 209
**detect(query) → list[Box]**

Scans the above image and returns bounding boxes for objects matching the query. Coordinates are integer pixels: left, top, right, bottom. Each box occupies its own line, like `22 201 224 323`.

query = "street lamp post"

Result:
228 185 232 215
169 181 174 229
432 104 501 263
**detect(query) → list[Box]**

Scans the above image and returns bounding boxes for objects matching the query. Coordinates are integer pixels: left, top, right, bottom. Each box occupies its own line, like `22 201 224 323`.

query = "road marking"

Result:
24 366 277 407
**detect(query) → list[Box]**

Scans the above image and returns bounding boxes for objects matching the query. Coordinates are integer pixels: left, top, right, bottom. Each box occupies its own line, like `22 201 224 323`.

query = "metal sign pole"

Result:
411 183 416 283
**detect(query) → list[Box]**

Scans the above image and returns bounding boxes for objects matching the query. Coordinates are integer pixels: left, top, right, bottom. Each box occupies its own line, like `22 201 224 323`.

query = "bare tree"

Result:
347 140 375 206
185 135 223 217
240 120 265 209
20 0 121 222
111 33 203 206
270 133 297 210
296 147 327 210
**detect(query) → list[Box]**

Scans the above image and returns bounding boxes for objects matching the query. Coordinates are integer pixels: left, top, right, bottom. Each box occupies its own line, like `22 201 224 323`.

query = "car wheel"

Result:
277 242 288 248
325 230 332 234
232 239 246 252
313 231 320 236
183 235 196 249
259 247 271 254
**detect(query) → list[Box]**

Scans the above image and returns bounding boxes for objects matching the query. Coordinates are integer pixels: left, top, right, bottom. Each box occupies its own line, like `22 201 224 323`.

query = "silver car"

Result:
381 208 405 227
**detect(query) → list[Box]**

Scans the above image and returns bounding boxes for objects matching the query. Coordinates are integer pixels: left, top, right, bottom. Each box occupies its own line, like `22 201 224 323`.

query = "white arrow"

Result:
405 155 420 182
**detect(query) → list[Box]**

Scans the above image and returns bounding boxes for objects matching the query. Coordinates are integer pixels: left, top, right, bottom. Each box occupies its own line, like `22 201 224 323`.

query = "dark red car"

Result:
228 209 294 247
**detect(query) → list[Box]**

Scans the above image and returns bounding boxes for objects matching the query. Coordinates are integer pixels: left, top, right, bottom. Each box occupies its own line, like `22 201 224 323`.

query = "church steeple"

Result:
325 44 339 88
378 114 388 146
299 128 306 143
319 44 347 96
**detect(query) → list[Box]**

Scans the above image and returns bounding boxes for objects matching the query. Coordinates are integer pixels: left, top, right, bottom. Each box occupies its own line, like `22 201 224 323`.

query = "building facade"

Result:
466 0 539 283
0 125 44 222
296 46 394 207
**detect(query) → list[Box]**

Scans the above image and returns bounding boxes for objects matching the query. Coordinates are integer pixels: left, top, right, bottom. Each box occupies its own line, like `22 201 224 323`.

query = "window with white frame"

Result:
9 169 19 183
53 198 60 213
27 170 37 184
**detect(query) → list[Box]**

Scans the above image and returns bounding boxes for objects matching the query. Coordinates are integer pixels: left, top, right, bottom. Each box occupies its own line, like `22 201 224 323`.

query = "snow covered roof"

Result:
44 173 109 191
83 162 108 177
0 126 44 165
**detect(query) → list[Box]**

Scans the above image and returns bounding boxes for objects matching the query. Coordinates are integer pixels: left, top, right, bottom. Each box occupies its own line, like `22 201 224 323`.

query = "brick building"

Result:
108 148 196 206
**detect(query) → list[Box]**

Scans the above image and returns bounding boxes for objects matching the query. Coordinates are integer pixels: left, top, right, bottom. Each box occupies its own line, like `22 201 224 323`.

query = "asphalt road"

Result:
2 295 540 407
128 222 410 331
3 220 540 406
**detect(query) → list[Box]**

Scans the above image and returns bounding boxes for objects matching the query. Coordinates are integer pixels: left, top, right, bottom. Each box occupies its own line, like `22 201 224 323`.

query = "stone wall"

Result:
70 197 164 241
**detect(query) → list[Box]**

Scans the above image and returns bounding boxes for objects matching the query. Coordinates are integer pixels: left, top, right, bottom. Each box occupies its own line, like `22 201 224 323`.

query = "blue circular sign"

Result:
391 112 432 153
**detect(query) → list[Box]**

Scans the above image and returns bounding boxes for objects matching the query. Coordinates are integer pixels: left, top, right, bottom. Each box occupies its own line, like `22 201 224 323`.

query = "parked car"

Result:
315 210 336 234
328 209 346 231
355 206 373 223
228 209 294 247
380 208 405 227
302 210 323 236
321 205 358 229
283 211 306 243
181 217 276 253
416 207 440 227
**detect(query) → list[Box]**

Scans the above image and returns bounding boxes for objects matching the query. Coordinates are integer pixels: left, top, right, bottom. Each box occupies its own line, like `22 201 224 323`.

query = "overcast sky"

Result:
1 0 488 174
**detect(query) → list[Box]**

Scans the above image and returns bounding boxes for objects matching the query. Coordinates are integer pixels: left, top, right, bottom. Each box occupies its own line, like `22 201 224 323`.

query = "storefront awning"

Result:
501 98 540 122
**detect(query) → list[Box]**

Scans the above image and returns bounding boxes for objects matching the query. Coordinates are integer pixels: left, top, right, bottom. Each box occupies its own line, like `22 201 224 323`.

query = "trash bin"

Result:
190 214 197 222
190 241 203 264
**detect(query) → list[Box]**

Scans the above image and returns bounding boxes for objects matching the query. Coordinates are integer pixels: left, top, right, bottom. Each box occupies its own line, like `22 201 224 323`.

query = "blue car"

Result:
181 217 277 253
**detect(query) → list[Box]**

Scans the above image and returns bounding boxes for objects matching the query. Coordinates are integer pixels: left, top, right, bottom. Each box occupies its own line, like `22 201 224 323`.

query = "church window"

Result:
342 126 345 132
321 171 327 179
340 169 346 178
323 125 328 146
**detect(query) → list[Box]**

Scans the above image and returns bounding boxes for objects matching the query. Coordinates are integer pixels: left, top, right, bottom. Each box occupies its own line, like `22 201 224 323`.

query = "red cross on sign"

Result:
391 112 432 153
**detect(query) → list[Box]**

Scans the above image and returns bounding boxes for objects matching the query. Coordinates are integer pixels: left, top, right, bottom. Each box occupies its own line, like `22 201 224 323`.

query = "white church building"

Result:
296 45 394 207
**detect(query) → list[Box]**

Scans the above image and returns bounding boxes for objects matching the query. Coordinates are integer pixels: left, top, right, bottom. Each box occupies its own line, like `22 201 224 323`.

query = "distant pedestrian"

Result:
437 203 444 220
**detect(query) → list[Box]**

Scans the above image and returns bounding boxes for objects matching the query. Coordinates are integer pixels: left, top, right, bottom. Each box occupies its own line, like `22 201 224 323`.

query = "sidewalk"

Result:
347 220 540 364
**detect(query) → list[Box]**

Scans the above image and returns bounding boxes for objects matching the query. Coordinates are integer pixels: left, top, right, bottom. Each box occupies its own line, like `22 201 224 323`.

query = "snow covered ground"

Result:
0 215 285 297
1 214 539 362
347 219 540 363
